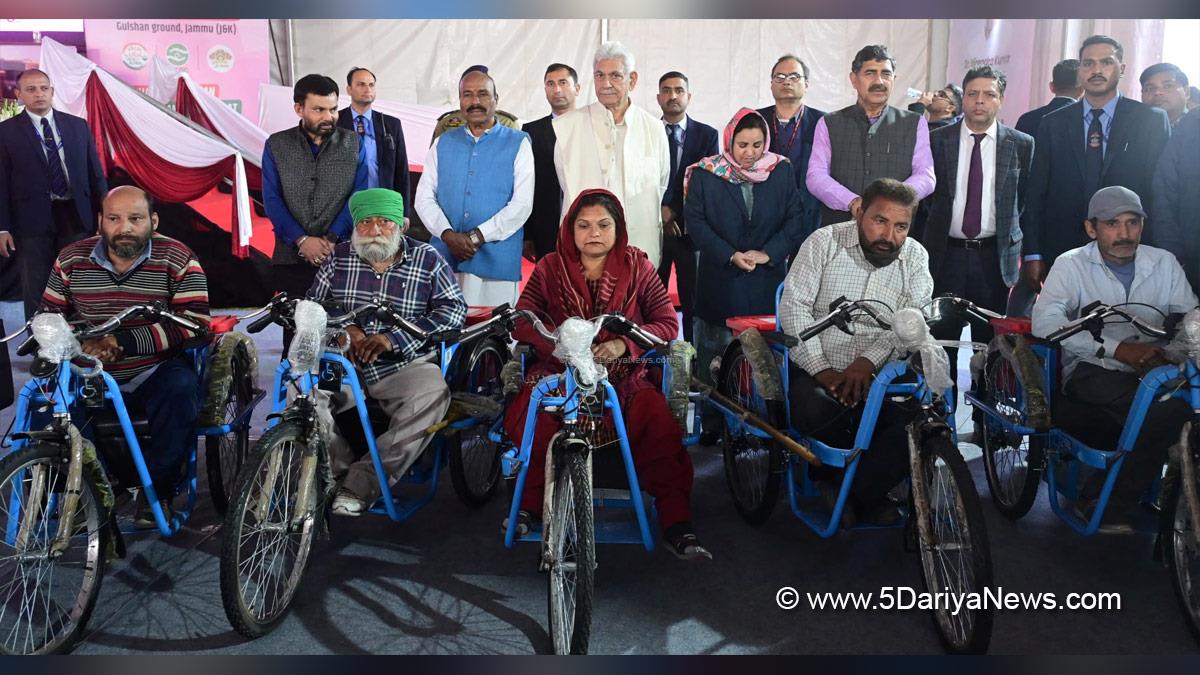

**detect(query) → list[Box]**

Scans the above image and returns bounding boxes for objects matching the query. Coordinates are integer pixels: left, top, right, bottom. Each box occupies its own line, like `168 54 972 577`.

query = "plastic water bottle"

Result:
906 87 923 99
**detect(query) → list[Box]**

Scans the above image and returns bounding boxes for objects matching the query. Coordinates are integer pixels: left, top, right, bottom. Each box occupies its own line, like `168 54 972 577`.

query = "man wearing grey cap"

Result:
1033 185 1197 525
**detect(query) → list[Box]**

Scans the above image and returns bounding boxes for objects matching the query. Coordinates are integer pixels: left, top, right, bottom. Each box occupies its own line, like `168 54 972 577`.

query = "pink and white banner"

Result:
945 20 1037 126
82 19 269 120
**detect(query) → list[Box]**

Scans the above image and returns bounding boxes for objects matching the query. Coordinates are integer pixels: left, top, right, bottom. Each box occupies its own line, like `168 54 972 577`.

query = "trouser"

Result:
75 356 202 498
18 199 87 319
1062 362 1193 511
656 234 696 341
787 363 917 514
930 240 1010 384
273 262 320 351
456 273 520 307
321 360 450 504
504 383 694 529
693 317 733 435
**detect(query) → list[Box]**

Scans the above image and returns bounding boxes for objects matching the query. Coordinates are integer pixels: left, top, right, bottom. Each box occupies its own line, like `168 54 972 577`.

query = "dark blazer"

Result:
337 107 410 215
756 104 824 241
521 114 561 259
663 115 719 237
0 110 107 237
1022 96 1171 264
684 162 803 323
1152 109 1200 289
1014 95 1075 139
918 121 1034 287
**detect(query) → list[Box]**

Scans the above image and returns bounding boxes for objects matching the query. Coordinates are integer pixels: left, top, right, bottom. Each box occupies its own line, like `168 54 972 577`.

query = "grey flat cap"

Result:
1088 186 1146 220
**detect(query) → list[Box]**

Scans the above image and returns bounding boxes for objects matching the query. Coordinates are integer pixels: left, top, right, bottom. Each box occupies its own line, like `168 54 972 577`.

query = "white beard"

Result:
352 230 401 263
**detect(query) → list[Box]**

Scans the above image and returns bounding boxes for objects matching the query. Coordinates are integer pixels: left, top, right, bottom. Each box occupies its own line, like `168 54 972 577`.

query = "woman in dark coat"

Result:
684 108 803 441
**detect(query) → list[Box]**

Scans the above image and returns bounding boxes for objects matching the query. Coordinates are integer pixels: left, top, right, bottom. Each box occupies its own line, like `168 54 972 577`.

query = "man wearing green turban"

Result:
305 187 468 515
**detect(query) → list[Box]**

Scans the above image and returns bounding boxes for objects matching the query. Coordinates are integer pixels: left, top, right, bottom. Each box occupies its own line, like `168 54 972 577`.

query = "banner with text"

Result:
946 19 1037 126
83 19 268 119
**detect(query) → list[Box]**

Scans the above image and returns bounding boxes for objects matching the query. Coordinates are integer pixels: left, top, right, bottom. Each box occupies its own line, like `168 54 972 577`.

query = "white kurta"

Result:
553 101 671 265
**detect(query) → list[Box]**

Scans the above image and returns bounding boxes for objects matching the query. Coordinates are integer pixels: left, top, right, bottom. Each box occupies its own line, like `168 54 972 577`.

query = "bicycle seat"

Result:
990 316 1032 336
465 306 494 326
725 315 776 337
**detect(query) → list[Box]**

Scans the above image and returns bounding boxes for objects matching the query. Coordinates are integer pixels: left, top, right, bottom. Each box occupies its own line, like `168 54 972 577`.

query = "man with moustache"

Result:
554 41 671 266
263 73 368 343
42 186 210 524
415 68 533 306
1016 36 1170 316
756 54 825 241
807 45 935 228
1033 187 1196 525
779 178 934 525
521 63 580 261
657 70 718 341
307 188 467 515
338 67 411 209
1139 63 1191 129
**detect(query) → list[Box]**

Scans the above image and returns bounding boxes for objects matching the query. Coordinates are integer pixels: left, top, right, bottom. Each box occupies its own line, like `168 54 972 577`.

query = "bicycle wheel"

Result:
448 337 508 508
717 341 783 525
206 340 255 516
546 450 594 655
0 442 107 654
912 430 994 654
220 421 319 639
1165 423 1200 644
977 351 1044 520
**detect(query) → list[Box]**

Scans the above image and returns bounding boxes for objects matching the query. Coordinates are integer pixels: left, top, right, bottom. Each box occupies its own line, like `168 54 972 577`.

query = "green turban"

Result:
349 188 405 227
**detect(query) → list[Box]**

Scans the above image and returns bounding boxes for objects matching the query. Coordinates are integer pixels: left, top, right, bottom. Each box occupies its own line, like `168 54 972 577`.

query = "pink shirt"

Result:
805 110 935 212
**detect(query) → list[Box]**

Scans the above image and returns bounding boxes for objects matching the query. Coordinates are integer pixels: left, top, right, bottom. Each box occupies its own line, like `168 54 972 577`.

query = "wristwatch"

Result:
468 229 484 247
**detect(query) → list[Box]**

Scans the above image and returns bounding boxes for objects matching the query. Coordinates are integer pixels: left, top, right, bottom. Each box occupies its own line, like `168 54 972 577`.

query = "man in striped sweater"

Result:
42 185 210 523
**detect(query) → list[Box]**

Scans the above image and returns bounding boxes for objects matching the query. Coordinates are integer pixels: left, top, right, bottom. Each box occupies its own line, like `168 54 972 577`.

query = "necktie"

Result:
40 117 70 198
355 115 366 137
961 133 985 239
666 123 680 180
1084 108 1104 198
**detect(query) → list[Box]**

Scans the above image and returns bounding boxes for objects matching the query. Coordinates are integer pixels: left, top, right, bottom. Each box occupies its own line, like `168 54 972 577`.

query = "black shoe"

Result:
818 480 856 529
698 431 721 447
663 522 712 561
501 510 537 538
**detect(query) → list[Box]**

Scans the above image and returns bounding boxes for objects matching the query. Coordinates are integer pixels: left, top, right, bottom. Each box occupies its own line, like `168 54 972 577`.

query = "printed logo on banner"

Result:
207 44 235 73
122 43 150 70
166 43 189 67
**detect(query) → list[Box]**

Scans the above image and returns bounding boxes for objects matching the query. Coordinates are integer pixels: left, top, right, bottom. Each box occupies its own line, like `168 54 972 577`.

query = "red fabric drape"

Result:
174 78 264 191
86 72 249 258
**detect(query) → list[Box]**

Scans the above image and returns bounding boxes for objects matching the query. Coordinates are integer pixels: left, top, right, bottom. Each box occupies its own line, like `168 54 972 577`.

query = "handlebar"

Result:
798 296 894 342
509 308 667 351
10 303 206 358
1044 301 1169 344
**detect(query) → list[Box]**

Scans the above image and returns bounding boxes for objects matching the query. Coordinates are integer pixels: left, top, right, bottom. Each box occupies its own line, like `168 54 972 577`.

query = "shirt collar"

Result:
960 118 998 142
25 108 53 126
1082 93 1120 120
462 120 500 142
662 115 688 132
90 236 154 276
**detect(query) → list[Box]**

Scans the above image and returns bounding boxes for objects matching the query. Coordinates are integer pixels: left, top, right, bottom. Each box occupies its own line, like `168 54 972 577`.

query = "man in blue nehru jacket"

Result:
416 68 533 306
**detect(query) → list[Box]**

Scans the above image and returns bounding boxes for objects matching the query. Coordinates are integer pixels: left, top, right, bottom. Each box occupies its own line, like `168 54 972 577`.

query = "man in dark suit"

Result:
1014 59 1081 139
657 71 718 342
521 63 579 261
1013 35 1171 316
757 54 825 241
337 67 410 215
919 66 1033 380
0 69 107 319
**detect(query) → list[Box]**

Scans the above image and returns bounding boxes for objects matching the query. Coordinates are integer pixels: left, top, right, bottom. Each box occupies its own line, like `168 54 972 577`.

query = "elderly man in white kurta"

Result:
553 41 671 266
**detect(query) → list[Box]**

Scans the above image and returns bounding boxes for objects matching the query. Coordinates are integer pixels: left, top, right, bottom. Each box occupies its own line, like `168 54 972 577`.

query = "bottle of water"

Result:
906 87 923 99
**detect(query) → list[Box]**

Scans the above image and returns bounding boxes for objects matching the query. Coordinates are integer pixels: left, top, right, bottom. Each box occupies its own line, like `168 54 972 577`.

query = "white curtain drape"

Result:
39 38 254 251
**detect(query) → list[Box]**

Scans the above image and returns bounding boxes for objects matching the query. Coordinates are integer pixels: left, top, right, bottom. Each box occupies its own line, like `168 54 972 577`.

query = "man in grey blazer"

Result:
918 65 1033 380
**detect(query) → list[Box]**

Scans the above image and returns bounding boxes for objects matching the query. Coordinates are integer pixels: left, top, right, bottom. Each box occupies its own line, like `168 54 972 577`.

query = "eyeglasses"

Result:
355 217 398 233
772 73 806 83
933 90 951 99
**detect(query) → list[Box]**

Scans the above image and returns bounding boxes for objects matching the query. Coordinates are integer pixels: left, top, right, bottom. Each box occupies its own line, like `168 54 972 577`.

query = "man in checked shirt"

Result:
307 188 467 516
779 178 934 526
